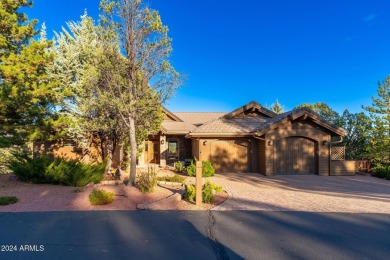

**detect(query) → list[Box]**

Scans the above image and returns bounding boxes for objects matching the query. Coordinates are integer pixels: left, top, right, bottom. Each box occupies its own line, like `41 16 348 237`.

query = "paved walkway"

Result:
209 173 390 213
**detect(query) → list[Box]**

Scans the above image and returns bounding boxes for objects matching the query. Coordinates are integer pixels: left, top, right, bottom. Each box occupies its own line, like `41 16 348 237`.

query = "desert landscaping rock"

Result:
137 193 182 210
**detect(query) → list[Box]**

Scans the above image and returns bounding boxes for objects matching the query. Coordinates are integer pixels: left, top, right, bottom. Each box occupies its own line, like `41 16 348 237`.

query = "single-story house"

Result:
34 101 355 175
140 101 355 176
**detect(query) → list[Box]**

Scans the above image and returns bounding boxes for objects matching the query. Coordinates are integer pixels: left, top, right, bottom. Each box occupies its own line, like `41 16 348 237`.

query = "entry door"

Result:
274 137 317 174
145 140 160 163
167 139 179 163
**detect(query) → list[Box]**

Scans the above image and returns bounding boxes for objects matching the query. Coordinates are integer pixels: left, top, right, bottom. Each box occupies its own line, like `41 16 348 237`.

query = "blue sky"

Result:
26 0 390 114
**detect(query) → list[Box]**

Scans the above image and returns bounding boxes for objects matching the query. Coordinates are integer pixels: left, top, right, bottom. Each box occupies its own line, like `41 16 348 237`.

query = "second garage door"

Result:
209 139 249 173
274 137 317 174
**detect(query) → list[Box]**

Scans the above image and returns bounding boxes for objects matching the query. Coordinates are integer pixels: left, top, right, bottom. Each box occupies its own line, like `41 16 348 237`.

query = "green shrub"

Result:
89 189 115 205
174 161 184 173
183 184 196 202
0 146 31 174
137 166 158 193
9 153 105 187
0 148 13 174
202 181 222 203
186 158 215 177
372 165 390 180
186 160 196 177
202 161 215 177
183 181 223 203
0 196 18 205
45 158 105 187
157 174 186 183
9 153 53 183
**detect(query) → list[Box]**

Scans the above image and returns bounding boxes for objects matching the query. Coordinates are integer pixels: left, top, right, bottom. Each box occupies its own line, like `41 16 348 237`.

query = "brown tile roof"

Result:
191 116 270 133
161 112 226 133
162 102 345 136
190 107 345 136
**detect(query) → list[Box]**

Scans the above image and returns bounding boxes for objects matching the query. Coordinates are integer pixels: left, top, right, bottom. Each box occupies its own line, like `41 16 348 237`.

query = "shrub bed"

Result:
89 189 115 205
9 154 105 187
372 165 390 180
186 158 215 177
183 181 222 203
0 196 18 206
174 161 184 173
157 174 186 183
137 167 158 193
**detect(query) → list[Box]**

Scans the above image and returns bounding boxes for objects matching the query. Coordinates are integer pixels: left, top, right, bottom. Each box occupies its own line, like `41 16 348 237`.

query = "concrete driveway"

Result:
210 173 390 213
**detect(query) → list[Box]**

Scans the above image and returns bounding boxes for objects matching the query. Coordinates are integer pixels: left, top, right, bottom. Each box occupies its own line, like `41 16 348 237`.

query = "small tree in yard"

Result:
99 0 181 184
363 76 390 165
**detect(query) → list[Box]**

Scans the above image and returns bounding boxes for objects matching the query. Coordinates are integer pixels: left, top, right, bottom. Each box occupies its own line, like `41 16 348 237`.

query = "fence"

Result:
355 160 371 173
331 146 345 160
330 146 356 175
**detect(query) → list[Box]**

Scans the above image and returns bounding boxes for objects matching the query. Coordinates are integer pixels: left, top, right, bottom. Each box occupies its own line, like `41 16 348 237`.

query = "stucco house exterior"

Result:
141 101 355 176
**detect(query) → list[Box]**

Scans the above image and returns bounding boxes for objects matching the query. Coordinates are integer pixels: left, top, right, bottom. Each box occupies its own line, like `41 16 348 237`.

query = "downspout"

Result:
331 136 343 145
252 131 265 140
329 136 344 176
252 131 266 175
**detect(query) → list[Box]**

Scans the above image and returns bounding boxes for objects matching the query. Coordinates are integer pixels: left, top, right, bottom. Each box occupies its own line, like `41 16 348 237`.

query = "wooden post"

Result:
195 161 202 206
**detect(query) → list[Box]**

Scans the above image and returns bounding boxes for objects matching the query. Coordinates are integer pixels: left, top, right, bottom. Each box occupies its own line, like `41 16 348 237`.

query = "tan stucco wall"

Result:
33 140 122 168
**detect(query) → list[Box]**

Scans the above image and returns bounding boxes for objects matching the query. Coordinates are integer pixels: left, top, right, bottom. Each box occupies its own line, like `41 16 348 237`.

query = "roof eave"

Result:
187 132 253 138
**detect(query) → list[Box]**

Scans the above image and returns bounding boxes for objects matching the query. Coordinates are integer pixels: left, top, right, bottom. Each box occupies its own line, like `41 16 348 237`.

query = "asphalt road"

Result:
0 211 389 260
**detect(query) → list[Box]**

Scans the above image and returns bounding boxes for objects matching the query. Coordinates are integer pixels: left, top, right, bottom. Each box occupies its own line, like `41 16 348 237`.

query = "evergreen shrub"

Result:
183 181 222 203
9 153 105 186
186 158 215 177
0 196 18 205
174 161 184 173
89 189 115 205
372 165 390 180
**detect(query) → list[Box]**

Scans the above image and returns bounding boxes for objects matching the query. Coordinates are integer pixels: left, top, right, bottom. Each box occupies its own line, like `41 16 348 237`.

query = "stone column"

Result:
160 135 167 167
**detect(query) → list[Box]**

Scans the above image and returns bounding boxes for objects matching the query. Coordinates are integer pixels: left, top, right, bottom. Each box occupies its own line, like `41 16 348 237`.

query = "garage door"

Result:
274 137 317 174
209 139 249 173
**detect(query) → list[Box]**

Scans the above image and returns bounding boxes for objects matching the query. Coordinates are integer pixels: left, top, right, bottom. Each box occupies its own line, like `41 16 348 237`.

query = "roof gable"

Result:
254 108 346 136
163 108 183 122
224 101 277 119
161 111 226 134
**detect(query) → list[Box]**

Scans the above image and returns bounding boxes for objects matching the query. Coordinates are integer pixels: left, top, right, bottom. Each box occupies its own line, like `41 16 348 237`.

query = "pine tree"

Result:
270 99 284 114
339 110 371 160
0 0 56 147
363 76 390 165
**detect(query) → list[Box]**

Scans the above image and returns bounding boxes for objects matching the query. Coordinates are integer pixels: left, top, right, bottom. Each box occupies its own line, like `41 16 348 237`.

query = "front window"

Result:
168 140 178 155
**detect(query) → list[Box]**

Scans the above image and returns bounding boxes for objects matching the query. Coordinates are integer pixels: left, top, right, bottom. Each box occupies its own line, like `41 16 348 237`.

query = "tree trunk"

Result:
129 116 137 185
99 134 106 162
104 139 113 176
